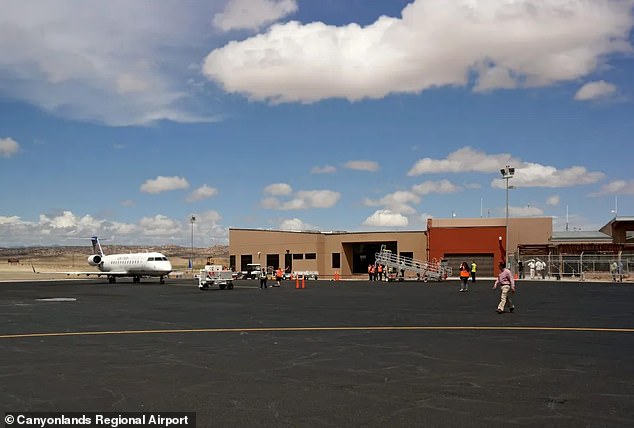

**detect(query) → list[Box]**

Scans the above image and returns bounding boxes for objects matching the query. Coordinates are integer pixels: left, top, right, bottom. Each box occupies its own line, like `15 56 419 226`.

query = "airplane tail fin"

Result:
91 236 105 257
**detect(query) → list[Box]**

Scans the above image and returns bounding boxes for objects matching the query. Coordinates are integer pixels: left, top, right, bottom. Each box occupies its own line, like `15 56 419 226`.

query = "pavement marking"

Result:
1 325 634 340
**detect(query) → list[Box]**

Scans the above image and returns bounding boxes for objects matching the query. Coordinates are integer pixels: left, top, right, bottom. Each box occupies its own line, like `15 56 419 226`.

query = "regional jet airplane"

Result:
37 236 173 284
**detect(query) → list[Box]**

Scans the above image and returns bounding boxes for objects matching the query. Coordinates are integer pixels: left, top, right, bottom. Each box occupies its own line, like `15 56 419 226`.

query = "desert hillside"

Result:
0 244 229 281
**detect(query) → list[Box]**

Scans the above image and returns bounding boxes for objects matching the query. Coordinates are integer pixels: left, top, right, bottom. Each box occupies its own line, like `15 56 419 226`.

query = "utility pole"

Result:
500 165 515 267
190 215 196 270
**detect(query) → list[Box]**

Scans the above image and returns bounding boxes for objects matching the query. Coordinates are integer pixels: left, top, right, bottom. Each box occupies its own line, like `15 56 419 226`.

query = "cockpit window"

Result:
147 257 155 261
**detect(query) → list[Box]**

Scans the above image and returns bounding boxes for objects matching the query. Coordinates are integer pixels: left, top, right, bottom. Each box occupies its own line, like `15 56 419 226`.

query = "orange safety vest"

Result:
459 266 470 278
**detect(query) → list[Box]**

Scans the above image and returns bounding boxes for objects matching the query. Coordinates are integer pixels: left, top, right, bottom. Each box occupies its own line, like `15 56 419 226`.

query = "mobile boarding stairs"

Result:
375 245 451 282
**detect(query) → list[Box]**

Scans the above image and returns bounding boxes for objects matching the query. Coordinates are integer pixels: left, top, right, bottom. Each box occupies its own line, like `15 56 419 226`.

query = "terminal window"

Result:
332 253 341 269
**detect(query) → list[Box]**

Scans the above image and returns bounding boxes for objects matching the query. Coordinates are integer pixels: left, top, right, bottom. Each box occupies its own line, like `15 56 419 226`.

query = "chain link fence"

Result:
510 254 631 282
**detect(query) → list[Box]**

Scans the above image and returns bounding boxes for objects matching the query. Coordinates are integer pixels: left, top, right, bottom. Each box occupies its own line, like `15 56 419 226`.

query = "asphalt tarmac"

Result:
1 278 633 427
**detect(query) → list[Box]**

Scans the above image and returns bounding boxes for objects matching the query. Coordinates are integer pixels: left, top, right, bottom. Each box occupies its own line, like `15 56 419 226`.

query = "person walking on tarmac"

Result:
259 268 268 289
377 264 384 281
459 261 470 292
470 260 477 283
527 259 536 280
493 262 516 313
275 267 283 287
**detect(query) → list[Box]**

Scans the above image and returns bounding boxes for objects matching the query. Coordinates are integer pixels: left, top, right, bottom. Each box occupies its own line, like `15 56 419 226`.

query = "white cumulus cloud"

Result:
574 80 617 101
363 210 408 227
311 165 337 174
187 185 218 202
546 195 560 206
0 215 24 225
264 182 293 195
364 191 421 216
0 137 20 158
287 190 341 209
591 180 634 196
0 210 228 247
509 205 545 217
408 147 604 189
278 218 317 231
491 163 605 189
203 0 633 103
39 211 103 230
139 214 187 237
412 179 462 195
0 1 224 125
409 147 518 176
262 189 341 210
141 176 190 194
213 0 298 32
344 160 379 172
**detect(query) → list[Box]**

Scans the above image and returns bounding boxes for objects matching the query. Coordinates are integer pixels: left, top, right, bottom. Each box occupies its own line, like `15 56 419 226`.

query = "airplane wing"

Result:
32 266 129 277
60 271 129 277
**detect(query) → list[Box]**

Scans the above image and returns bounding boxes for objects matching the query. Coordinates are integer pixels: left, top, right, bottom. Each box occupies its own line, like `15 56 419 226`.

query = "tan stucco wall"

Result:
229 229 426 279
509 217 552 252
229 229 323 271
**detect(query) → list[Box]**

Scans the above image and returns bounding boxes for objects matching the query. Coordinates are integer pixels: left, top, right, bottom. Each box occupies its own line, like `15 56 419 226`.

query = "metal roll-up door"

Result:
442 254 495 277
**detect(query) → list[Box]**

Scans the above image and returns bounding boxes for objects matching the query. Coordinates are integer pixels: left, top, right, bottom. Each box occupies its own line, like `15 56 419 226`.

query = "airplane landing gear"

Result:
133 276 141 283
108 276 116 284
160 276 165 284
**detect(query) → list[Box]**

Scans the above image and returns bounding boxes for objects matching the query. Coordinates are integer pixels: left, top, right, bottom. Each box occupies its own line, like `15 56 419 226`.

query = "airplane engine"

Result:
87 255 102 266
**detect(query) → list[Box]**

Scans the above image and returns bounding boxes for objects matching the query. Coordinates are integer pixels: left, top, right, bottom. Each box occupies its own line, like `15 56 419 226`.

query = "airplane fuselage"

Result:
99 252 172 276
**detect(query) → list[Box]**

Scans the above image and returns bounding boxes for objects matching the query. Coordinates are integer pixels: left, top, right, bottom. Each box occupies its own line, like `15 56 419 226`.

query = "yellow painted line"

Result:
1 325 634 340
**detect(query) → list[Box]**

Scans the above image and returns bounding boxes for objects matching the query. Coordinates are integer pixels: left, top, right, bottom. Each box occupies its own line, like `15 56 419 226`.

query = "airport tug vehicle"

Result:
198 262 234 290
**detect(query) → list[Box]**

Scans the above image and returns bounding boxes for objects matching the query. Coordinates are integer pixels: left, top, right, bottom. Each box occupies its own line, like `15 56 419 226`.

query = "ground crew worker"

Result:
535 259 544 280
377 264 383 281
459 261 470 292
470 261 477 283
368 264 374 281
259 268 268 289
275 267 283 287
493 262 516 313
528 259 536 279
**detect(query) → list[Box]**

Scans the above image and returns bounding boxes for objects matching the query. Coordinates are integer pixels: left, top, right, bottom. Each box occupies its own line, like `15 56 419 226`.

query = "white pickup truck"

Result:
198 264 234 290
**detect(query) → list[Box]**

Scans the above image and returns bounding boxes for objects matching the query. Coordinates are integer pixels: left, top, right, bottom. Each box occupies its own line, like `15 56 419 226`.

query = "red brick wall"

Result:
428 226 507 274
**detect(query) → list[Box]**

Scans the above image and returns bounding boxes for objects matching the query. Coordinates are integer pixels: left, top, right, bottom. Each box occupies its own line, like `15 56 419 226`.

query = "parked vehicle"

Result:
240 263 262 279
198 264 234 290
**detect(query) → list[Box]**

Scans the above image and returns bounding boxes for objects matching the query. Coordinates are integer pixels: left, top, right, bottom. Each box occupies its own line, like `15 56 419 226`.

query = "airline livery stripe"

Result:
1 325 634 339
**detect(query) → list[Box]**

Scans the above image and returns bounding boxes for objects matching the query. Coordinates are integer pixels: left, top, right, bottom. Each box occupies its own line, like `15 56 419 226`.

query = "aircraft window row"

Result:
147 257 168 261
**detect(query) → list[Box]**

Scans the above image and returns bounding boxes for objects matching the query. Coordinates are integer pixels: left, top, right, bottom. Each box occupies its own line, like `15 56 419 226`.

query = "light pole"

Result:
190 215 196 270
500 165 515 267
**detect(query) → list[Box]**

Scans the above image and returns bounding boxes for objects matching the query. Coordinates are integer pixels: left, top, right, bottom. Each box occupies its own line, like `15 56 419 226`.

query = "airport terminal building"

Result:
229 216 634 280
229 217 634 278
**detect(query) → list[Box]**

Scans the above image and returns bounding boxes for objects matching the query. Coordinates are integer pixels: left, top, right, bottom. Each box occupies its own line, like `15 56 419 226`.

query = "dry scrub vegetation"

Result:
0 245 228 281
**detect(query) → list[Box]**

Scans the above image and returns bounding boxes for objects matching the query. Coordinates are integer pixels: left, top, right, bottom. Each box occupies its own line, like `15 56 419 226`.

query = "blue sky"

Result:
1 0 633 247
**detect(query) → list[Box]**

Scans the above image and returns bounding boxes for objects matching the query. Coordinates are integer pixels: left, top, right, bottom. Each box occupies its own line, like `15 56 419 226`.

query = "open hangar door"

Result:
343 241 397 274
443 254 495 277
